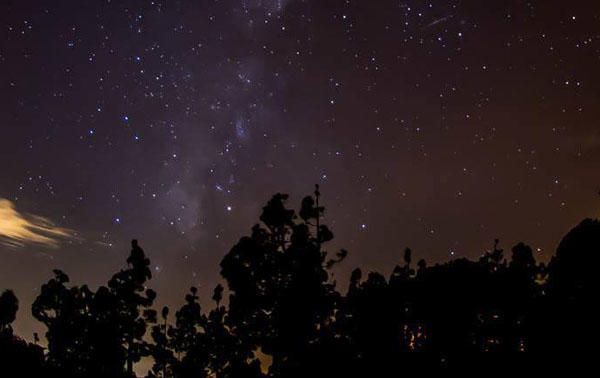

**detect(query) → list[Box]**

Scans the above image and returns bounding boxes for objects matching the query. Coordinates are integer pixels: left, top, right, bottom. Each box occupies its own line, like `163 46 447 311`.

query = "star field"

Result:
1 0 600 339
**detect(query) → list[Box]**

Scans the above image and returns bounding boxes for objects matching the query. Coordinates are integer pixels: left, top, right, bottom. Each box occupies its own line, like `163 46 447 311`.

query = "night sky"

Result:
2 0 600 340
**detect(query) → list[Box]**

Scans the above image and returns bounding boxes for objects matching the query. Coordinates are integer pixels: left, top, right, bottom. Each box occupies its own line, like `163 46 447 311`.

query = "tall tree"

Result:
220 189 340 377
33 240 157 377
107 239 157 376
32 269 96 376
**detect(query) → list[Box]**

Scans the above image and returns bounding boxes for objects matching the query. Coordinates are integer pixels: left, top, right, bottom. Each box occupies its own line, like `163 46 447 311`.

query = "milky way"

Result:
1 0 600 339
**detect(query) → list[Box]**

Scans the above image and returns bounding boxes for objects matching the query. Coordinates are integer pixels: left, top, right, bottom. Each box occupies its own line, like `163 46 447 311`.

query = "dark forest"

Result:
1 187 596 376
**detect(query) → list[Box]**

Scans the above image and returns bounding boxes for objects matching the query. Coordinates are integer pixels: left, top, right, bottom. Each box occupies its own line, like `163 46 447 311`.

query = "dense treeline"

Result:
0 188 596 376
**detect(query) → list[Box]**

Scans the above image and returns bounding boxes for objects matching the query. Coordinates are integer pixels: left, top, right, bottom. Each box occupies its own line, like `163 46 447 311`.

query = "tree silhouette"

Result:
107 239 157 376
537 219 598 365
148 306 174 378
220 190 340 377
32 269 97 376
32 240 156 377
1 189 597 375
0 289 46 376
0 290 18 334
165 287 208 378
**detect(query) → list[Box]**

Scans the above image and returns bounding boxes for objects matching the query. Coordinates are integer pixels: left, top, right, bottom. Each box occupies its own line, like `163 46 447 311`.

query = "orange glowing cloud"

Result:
0 198 75 248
